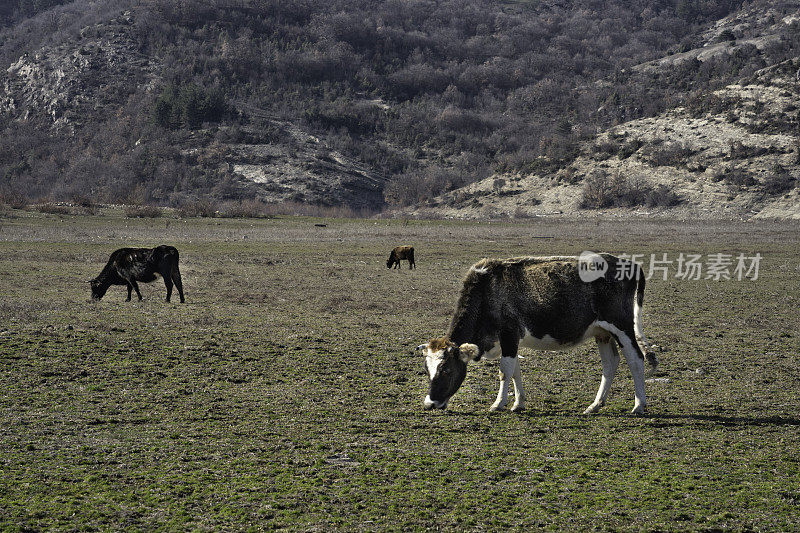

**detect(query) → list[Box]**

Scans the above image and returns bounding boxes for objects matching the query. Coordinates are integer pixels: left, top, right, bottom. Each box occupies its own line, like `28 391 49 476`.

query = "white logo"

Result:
578 251 608 282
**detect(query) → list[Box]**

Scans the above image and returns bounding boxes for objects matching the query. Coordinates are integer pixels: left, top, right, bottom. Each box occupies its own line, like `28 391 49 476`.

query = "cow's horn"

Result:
458 343 480 362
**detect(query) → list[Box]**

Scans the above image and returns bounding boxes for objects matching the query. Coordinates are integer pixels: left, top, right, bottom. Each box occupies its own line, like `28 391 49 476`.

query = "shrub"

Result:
0 190 28 209
645 142 695 167
617 140 643 160
178 199 218 218
37 203 73 215
257 201 369 219
591 140 618 160
717 29 736 42
69 194 95 208
728 141 768 160
581 172 619 208
762 166 796 196
125 205 163 218
581 172 681 208
644 184 682 207
384 166 474 207
435 107 496 134
717 168 757 189
217 200 272 218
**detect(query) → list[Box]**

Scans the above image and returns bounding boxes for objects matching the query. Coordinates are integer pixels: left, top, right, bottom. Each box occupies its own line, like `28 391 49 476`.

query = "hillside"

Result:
413 59 800 219
1 0 799 216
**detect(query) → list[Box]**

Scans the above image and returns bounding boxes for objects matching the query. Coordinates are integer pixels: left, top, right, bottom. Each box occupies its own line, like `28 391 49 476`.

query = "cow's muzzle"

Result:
423 396 448 410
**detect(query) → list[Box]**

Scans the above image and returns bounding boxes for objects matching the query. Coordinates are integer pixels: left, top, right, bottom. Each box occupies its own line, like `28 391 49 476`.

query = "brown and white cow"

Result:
418 254 658 414
387 246 415 269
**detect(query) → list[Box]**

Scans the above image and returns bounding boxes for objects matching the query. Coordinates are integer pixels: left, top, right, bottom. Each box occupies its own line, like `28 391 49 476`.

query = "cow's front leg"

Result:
511 356 526 412
584 336 620 414
490 356 516 411
164 276 174 302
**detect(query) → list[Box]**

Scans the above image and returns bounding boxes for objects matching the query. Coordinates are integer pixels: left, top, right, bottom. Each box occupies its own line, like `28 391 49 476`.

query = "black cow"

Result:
90 245 185 303
418 254 658 414
387 245 415 269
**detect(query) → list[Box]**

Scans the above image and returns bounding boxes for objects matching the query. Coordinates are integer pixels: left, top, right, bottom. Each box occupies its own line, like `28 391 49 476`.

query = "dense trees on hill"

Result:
0 0 73 27
153 84 228 129
1 0 798 208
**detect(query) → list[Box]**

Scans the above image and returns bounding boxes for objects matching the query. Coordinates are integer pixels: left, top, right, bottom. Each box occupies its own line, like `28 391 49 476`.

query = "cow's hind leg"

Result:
126 283 133 301
634 295 658 376
609 327 647 415
584 334 620 414
130 280 143 301
172 267 185 303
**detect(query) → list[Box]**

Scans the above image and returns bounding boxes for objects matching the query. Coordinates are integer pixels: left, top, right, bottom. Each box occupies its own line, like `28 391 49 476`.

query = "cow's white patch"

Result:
424 395 447 409
519 327 600 350
424 349 445 380
470 266 488 274
633 295 650 349
519 331 566 350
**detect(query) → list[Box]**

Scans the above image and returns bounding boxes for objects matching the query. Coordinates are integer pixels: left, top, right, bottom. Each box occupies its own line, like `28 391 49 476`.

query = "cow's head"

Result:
419 337 480 410
89 279 107 300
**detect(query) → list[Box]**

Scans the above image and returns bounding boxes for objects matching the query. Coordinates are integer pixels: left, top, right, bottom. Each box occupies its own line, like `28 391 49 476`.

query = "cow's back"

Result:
475 255 637 343
394 245 413 259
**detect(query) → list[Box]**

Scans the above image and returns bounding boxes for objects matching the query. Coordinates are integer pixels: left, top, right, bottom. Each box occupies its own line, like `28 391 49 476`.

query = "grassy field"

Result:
1 209 799 530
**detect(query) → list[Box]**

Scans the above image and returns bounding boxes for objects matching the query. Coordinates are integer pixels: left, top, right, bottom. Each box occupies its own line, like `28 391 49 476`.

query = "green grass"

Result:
1 210 799 530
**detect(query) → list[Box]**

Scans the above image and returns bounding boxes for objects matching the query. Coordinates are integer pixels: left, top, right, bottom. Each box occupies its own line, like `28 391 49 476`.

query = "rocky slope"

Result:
220 107 384 209
408 60 800 220
0 11 153 133
0 9 386 209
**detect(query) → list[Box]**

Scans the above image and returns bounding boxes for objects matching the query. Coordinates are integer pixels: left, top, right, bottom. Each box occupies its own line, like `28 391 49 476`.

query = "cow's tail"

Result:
633 264 659 375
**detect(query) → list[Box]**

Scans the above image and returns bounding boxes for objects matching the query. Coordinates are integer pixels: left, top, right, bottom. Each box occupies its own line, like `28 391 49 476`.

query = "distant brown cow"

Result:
387 246 415 269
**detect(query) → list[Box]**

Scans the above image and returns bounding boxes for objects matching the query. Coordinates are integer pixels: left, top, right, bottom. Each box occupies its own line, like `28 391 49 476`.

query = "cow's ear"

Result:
416 344 428 353
458 343 480 362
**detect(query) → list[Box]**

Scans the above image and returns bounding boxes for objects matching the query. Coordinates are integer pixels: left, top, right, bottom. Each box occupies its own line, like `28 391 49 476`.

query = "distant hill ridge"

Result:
1 0 798 217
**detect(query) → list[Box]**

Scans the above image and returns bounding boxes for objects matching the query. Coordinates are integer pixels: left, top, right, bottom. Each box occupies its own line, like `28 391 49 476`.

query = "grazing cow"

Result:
90 245 185 303
387 245 415 269
418 254 658 414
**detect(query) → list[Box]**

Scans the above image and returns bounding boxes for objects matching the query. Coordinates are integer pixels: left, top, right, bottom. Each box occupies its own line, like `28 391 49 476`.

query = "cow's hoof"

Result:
583 403 602 414
489 402 507 412
631 406 647 416
511 402 526 412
